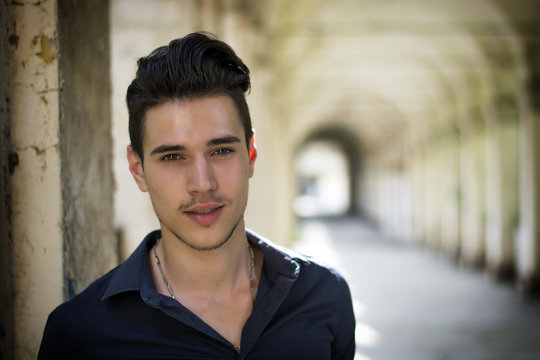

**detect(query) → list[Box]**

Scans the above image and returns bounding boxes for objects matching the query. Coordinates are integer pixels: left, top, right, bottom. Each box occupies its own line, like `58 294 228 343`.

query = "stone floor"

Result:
294 217 540 360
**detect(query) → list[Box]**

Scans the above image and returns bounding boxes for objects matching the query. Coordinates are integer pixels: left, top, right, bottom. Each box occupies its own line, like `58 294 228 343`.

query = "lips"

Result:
184 204 224 226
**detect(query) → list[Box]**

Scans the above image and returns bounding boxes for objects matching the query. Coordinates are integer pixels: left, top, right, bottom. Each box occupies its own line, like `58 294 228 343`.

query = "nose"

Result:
187 155 217 194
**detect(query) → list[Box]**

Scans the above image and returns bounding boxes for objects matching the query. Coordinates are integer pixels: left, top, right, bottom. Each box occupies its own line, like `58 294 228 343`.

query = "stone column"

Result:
6 1 116 358
411 146 428 244
460 124 487 267
516 88 540 295
0 0 14 358
9 2 64 358
517 34 540 296
460 129 482 265
57 0 118 297
439 136 461 259
424 144 443 249
485 96 519 280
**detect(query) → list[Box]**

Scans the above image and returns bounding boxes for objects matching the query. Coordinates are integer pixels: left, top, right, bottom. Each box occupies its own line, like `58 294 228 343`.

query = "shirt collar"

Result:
101 230 160 300
246 229 300 280
101 229 300 300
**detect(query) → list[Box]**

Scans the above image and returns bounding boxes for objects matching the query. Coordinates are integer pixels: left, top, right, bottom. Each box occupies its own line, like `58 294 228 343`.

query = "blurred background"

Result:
2 0 540 359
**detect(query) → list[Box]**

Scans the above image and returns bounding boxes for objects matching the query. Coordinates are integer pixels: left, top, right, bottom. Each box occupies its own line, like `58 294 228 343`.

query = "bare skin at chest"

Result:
179 289 253 347
148 246 263 350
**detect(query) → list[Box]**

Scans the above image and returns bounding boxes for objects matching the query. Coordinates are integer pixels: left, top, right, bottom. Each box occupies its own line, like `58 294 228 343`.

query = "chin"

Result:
170 225 236 251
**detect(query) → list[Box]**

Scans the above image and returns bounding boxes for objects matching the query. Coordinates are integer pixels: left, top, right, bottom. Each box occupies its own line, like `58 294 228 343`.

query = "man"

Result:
38 32 355 359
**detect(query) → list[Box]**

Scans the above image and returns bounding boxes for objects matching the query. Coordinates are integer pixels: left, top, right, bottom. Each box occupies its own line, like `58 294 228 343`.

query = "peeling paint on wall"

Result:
9 0 64 359
34 35 57 64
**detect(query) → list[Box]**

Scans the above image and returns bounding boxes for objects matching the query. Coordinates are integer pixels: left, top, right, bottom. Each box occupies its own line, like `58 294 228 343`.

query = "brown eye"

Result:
162 154 182 161
214 148 233 156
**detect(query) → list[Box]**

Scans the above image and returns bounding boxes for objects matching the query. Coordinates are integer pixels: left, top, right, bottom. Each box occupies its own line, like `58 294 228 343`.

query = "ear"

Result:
248 135 257 178
127 145 149 192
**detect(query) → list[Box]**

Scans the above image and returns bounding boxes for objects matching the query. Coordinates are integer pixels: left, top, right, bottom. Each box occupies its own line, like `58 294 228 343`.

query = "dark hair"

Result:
126 32 252 160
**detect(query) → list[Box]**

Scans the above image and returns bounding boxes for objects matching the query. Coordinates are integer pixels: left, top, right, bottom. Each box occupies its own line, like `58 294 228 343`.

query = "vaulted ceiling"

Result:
243 0 539 160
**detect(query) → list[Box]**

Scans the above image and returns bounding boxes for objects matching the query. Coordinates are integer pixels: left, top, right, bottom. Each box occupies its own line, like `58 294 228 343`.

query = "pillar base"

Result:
488 262 516 283
518 274 540 301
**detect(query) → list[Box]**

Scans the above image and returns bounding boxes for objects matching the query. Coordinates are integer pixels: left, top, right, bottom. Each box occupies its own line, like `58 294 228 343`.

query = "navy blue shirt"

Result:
38 230 355 359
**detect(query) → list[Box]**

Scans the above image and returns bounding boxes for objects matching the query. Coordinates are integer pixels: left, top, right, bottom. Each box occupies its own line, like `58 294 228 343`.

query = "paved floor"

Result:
294 217 540 360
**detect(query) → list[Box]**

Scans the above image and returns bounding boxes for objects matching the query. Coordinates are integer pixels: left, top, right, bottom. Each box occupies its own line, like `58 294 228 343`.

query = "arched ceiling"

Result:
249 0 533 157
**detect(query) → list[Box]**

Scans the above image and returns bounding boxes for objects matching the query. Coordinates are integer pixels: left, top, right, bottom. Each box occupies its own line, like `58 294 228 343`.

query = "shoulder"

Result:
293 252 351 299
247 231 355 355
248 229 350 293
38 268 118 359
48 266 118 327
39 233 156 354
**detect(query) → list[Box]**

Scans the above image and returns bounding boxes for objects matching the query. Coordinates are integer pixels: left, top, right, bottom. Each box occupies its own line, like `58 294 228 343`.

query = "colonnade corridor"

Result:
294 217 540 360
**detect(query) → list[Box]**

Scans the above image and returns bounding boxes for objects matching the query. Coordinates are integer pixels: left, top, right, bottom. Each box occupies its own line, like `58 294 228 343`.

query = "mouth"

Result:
184 204 225 226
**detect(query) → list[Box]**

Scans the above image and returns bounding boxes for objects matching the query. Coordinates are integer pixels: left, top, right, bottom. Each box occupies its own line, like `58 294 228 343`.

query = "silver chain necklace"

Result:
152 239 257 306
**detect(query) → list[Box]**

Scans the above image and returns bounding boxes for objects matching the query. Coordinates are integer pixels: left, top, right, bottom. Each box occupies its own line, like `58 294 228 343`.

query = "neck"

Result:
153 223 251 298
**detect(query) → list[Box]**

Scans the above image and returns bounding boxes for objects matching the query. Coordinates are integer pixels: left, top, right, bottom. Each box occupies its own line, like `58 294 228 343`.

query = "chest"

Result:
178 291 254 351
84 294 336 360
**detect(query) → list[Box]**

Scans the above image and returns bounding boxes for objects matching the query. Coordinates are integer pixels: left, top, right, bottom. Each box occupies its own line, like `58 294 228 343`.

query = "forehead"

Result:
143 96 245 150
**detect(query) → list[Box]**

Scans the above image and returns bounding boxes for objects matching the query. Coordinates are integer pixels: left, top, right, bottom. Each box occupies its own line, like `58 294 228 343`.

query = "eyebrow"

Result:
207 135 241 147
150 136 241 156
150 144 186 156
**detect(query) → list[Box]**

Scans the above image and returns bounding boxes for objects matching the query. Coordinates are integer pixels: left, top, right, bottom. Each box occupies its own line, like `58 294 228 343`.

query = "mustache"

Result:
178 196 231 212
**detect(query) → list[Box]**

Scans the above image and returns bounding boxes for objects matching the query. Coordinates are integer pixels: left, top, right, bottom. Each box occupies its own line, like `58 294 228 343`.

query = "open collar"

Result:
101 230 160 300
101 229 301 301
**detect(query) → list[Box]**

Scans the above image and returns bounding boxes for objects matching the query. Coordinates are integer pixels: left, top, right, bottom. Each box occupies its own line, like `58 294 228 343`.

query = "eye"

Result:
161 154 183 161
213 147 234 156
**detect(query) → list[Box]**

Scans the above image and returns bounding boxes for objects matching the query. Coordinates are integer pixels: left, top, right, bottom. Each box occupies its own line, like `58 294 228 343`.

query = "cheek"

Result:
216 162 251 188
145 167 185 196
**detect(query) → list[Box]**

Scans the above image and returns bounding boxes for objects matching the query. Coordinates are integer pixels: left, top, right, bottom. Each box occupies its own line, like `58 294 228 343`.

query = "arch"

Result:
295 125 364 216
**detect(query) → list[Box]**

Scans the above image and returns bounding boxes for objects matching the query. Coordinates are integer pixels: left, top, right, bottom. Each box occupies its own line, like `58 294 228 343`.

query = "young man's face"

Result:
127 95 256 250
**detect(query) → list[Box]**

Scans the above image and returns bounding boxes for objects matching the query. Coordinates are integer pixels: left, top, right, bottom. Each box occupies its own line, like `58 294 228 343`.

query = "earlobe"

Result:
127 145 149 192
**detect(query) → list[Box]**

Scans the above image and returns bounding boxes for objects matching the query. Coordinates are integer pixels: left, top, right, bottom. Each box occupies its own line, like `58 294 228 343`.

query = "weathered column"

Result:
0 0 14 358
439 135 461 258
516 88 540 296
485 96 519 280
460 126 483 266
516 33 540 296
57 0 118 295
7 1 117 359
10 2 64 358
360 158 380 225
245 64 296 244
424 143 443 249
411 146 427 244
411 145 433 245
460 122 487 267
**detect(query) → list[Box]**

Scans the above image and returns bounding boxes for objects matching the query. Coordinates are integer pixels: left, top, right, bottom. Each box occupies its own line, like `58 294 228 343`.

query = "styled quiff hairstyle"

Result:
126 32 252 160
